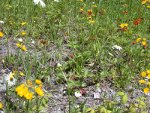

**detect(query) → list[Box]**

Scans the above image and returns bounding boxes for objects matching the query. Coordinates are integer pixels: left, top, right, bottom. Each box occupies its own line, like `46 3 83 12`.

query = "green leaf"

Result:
117 92 125 96
86 108 95 113
122 94 128 104
99 106 107 113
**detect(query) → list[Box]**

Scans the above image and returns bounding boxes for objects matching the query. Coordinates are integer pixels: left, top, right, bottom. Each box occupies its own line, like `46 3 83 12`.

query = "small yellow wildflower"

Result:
87 9 92 16
35 79 42 85
141 71 147 77
142 0 150 4
139 80 146 84
15 84 26 97
35 87 44 96
147 82 150 86
16 43 22 48
147 74 150 79
24 91 33 100
141 41 147 46
80 0 83 2
21 45 27 51
21 22 27 26
39 84 43 88
16 43 27 51
143 87 149 94
19 71 25 76
135 38 142 43
119 23 128 28
0 32 4 38
21 31 26 36
147 5 150 8
0 102 3 109
80 7 84 12
15 83 33 100
146 70 150 74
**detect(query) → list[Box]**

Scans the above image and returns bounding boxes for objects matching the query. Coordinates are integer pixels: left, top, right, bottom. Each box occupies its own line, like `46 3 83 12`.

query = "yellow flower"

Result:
140 71 147 77
146 70 150 74
21 45 27 51
142 0 147 4
147 82 150 86
16 43 27 51
87 9 92 16
15 83 34 100
35 87 44 96
80 7 84 12
147 5 150 8
35 79 42 85
80 0 83 2
24 91 33 100
21 22 27 26
135 38 142 43
143 87 149 94
21 31 26 36
119 23 128 28
39 84 43 88
141 41 147 46
147 74 150 79
142 0 150 4
19 71 25 76
0 32 4 38
0 102 3 109
16 43 22 48
139 80 146 84
15 84 26 97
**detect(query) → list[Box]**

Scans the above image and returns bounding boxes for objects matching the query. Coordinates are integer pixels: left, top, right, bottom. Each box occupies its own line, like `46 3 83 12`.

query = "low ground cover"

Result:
0 0 150 113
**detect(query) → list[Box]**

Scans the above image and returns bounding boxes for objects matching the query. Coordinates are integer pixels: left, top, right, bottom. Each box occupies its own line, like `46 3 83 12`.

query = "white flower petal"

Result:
33 0 40 5
39 0 46 7
18 38 23 42
33 0 46 7
4 72 16 87
54 0 60 2
0 20 4 24
75 91 82 97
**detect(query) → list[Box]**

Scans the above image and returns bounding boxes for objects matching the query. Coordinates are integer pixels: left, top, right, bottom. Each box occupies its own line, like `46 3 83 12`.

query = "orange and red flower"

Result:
133 18 142 25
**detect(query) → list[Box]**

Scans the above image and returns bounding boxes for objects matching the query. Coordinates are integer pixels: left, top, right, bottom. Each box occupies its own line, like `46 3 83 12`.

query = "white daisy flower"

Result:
112 45 122 51
4 72 16 87
33 0 46 8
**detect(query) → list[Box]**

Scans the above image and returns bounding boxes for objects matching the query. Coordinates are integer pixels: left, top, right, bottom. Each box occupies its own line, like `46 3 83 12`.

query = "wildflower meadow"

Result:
0 0 150 113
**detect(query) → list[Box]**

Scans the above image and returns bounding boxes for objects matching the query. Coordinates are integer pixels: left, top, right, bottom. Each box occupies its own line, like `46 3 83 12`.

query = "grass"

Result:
0 0 150 113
